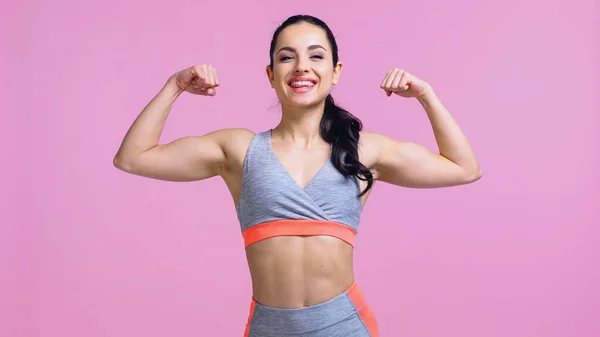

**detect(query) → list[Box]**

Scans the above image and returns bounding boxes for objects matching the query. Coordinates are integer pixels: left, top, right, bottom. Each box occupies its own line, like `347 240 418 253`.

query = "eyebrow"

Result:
276 44 327 54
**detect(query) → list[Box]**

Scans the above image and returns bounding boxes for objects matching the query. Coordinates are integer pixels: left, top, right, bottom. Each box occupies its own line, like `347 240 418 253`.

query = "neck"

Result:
273 101 327 147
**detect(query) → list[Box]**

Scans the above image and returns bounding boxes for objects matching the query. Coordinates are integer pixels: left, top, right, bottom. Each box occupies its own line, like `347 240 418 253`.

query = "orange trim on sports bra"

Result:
242 219 357 248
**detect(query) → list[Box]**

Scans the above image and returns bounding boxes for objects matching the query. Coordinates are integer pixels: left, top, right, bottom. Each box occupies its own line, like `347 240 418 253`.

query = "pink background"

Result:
3 0 599 336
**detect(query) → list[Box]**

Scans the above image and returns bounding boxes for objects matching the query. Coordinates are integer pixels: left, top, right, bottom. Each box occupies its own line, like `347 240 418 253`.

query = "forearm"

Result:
417 89 480 172
115 77 183 161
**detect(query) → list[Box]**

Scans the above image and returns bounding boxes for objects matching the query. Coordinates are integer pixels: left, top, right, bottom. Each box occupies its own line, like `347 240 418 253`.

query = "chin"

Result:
285 92 327 108
289 97 317 107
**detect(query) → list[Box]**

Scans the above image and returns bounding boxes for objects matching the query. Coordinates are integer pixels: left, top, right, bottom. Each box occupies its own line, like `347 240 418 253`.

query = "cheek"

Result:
270 71 286 90
274 63 292 76
315 66 334 84
273 68 291 87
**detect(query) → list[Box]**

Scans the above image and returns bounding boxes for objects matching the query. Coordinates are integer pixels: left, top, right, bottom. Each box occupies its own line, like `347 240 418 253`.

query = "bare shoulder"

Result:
210 128 256 174
214 127 256 141
200 127 254 151
217 128 255 153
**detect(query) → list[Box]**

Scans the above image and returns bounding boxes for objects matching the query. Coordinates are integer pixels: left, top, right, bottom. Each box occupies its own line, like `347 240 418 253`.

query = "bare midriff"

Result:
245 235 355 308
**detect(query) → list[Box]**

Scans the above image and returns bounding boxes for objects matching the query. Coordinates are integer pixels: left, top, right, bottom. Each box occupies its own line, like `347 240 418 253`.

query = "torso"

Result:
219 129 379 308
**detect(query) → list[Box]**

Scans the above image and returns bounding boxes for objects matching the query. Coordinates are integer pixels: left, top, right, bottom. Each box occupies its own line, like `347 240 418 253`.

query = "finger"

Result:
197 87 215 96
213 66 220 87
399 71 410 90
200 64 211 87
192 75 203 89
190 66 204 88
380 70 392 89
192 70 204 90
206 64 216 87
382 69 396 96
391 70 403 90
194 87 209 96
191 65 203 81
197 86 217 96
194 87 207 95
384 69 400 89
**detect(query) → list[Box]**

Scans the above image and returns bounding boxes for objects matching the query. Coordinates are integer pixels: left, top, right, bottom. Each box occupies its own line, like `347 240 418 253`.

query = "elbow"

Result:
113 153 135 173
465 164 483 183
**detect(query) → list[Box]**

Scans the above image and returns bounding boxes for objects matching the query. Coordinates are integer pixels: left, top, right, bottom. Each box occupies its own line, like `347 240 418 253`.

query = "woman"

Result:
114 14 481 337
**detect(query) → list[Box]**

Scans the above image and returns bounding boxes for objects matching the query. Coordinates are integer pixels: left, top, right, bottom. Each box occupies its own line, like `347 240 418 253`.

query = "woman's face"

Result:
267 23 343 108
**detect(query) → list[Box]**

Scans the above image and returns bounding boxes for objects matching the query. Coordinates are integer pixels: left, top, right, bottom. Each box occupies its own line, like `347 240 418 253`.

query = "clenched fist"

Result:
172 64 220 96
380 69 431 98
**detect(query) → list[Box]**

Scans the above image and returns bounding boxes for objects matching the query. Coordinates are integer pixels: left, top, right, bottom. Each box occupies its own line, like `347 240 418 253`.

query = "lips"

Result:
287 77 317 88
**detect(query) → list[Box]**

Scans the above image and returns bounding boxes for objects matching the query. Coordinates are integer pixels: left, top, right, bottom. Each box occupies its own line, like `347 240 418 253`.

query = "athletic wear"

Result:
244 282 379 337
237 130 362 247
237 130 379 337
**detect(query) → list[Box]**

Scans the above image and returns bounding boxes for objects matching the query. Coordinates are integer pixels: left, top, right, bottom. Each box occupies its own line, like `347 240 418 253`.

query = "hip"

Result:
244 281 379 337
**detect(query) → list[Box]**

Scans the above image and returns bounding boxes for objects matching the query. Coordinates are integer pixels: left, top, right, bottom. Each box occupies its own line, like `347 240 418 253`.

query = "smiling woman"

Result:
113 13 481 337
266 17 376 200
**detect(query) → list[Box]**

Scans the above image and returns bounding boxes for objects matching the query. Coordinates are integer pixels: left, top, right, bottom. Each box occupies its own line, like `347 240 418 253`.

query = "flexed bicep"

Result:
115 131 224 181
370 133 481 188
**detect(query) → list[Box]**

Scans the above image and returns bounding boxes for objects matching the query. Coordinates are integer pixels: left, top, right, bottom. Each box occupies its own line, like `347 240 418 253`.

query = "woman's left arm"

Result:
369 68 482 188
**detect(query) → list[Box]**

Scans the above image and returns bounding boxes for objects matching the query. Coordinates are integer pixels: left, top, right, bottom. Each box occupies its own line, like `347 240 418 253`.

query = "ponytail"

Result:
320 94 373 196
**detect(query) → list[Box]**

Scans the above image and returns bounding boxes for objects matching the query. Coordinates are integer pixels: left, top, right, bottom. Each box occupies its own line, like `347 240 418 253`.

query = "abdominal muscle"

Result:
245 235 355 308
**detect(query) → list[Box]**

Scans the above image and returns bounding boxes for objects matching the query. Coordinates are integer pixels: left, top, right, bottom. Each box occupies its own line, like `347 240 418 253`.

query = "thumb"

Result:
198 87 216 96
385 90 392 97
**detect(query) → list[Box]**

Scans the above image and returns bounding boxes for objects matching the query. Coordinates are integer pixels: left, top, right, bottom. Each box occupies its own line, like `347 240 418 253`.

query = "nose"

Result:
294 56 310 73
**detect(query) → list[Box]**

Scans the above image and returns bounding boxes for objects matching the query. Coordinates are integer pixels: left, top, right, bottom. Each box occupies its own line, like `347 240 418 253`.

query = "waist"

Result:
246 281 368 334
245 235 354 308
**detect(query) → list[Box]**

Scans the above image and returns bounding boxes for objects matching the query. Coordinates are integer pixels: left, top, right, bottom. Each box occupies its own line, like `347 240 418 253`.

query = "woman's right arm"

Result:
113 64 242 182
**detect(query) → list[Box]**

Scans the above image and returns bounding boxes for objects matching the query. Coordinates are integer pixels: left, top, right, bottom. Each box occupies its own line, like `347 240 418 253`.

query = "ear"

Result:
332 62 343 85
266 65 274 88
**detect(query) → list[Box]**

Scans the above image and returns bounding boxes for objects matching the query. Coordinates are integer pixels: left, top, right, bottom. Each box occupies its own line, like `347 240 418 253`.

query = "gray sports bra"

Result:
236 130 363 248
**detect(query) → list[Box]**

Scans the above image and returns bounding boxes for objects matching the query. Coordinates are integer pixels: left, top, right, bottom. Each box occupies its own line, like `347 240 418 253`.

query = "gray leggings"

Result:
244 282 379 337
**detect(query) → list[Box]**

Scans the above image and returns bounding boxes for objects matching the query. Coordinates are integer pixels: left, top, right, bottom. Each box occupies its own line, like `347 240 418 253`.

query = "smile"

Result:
287 77 317 93
289 80 315 88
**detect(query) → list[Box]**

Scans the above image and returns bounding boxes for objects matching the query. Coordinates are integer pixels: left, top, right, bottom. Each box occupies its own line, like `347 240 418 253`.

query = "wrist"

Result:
416 86 439 110
163 76 185 99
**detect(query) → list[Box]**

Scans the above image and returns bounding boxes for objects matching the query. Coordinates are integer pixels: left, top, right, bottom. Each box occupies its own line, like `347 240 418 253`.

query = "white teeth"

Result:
290 81 315 88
